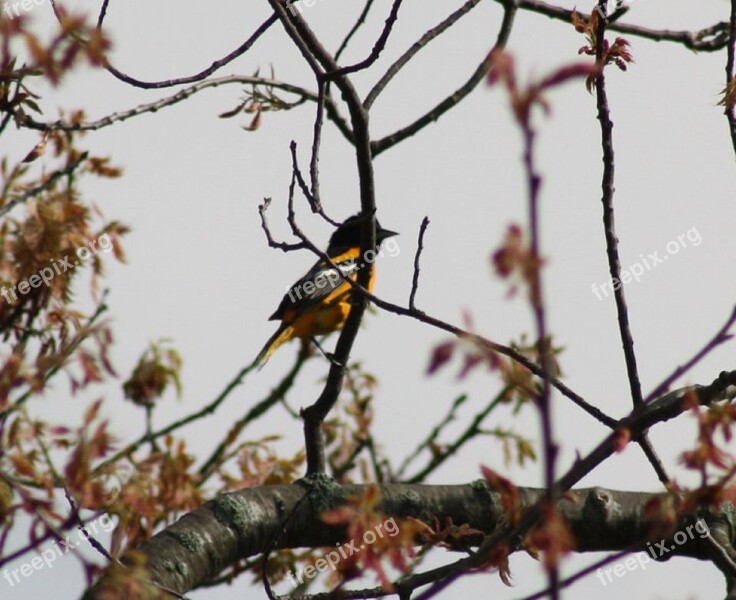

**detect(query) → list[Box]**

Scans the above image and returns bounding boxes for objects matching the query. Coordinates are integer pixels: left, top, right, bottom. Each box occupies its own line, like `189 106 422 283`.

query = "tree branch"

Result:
511 0 730 51
364 0 483 109
371 0 517 156
103 15 278 88
19 75 354 146
86 473 736 596
329 0 404 77
724 0 736 157
266 0 380 475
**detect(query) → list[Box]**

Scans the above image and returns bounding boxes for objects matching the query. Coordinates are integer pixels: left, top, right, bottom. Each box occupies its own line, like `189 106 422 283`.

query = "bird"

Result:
254 214 398 368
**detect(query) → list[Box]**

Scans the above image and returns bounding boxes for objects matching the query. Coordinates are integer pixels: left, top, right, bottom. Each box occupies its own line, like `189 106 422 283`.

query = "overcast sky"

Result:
4 0 736 598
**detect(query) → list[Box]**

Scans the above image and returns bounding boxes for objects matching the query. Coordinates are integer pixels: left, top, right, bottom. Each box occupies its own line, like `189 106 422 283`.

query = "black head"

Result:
327 214 398 251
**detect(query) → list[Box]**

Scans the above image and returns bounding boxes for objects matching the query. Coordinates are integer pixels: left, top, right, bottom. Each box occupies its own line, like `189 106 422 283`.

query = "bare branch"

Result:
406 389 507 483
412 372 736 598
409 216 429 311
371 1 517 156
90 354 306 477
593 4 644 410
96 0 111 28
724 0 736 156
356 283 618 428
267 0 379 475
334 0 376 63
511 0 730 51
259 195 308 252
0 151 88 218
308 81 325 208
105 15 277 88
87 469 736 597
329 0 404 77
19 75 354 145
645 305 736 403
365 0 483 109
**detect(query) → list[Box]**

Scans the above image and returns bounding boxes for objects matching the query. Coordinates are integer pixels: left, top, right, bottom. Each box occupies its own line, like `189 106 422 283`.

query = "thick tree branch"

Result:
393 372 736 598
87 475 736 596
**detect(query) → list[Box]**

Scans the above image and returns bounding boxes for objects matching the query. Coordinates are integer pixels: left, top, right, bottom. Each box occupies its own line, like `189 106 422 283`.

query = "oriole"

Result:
255 214 397 368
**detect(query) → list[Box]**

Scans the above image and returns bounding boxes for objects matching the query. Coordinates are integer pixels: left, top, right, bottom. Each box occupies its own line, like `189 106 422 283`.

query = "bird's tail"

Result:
254 324 295 369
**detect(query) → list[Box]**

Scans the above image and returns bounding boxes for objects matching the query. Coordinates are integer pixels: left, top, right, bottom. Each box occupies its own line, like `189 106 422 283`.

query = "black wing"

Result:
269 255 360 321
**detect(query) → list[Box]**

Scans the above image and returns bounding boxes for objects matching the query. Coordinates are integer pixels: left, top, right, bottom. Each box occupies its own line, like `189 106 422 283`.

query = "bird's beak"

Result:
377 228 398 242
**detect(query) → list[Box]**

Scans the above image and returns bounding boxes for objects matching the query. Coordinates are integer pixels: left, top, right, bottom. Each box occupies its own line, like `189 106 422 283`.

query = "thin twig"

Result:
0 152 89 218
309 81 325 208
407 390 507 483
409 217 429 311
510 0 730 51
365 0 482 109
367 282 616 428
258 195 307 252
371 0 517 156
520 66 558 600
261 485 313 600
96 0 111 29
394 394 467 480
64 490 114 563
197 351 307 480
20 75 354 145
91 360 264 476
644 305 736 404
592 0 668 491
335 0 376 63
44 0 276 89
329 0 404 77
594 4 643 409
104 15 278 88
0 290 109 420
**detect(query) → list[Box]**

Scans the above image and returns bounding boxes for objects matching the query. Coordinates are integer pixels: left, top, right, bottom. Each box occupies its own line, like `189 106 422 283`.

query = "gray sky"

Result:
4 0 735 598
